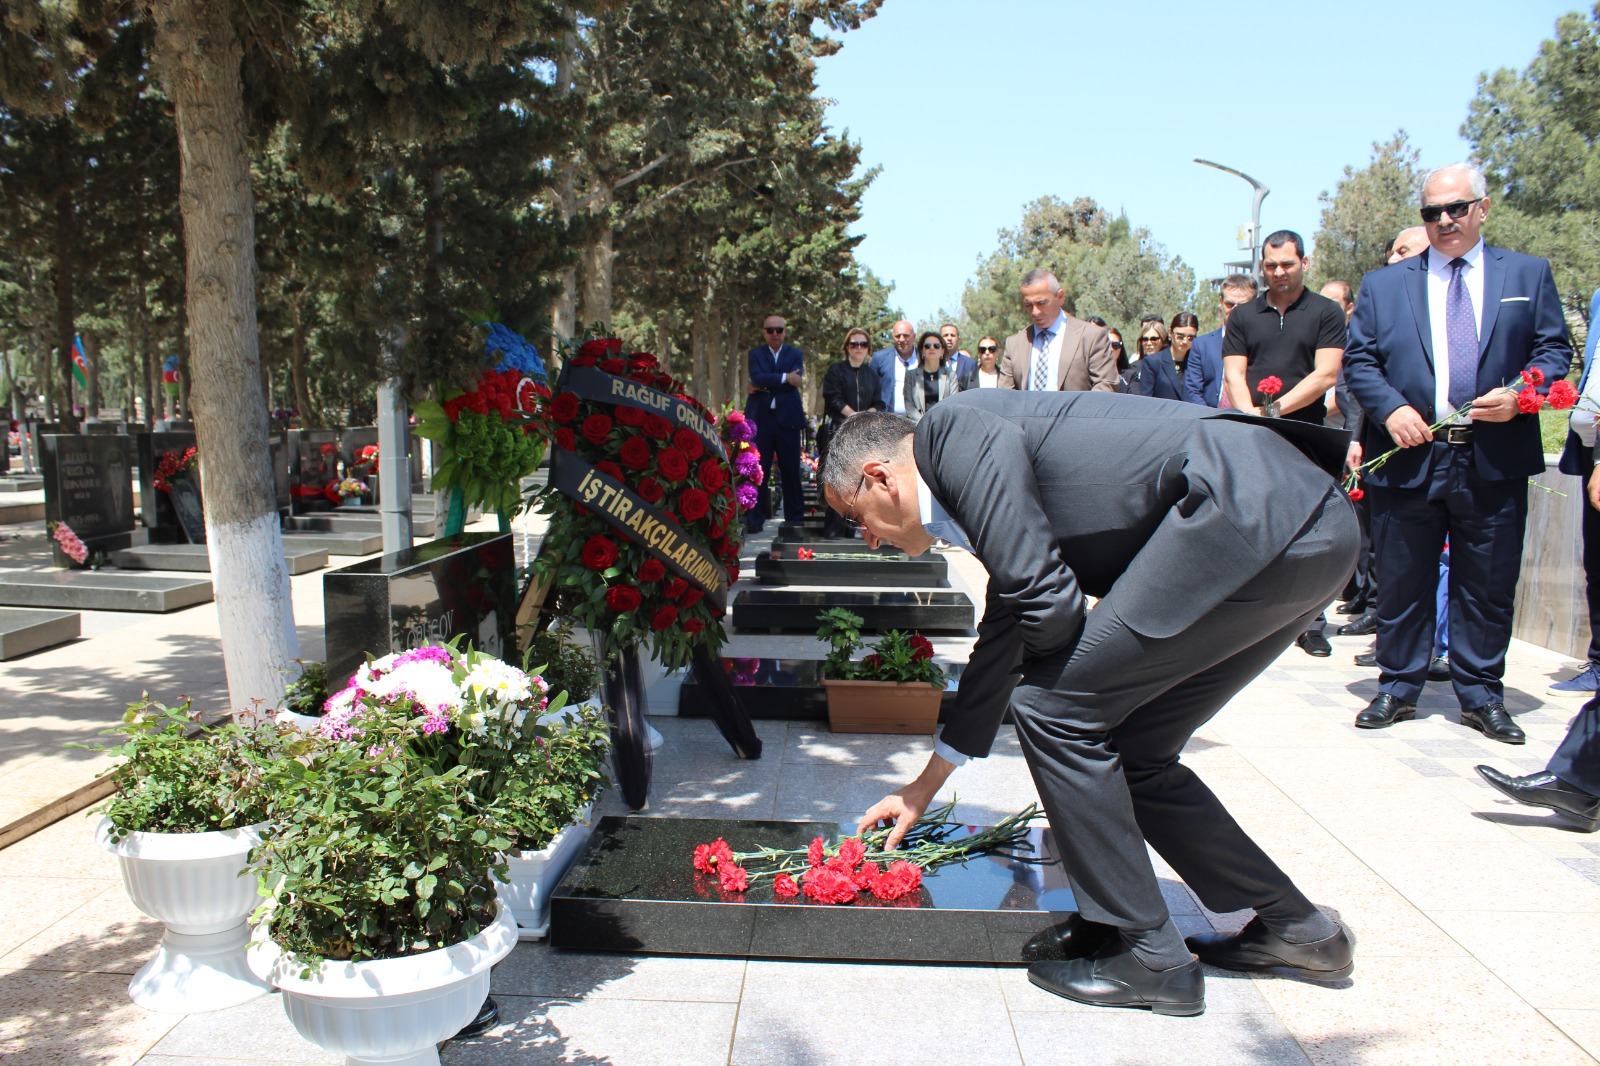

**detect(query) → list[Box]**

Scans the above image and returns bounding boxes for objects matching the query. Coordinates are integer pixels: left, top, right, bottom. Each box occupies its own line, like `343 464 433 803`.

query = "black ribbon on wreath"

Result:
602 642 653 811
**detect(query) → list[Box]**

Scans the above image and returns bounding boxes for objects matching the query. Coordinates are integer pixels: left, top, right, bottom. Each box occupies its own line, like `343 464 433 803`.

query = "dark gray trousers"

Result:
1008 490 1359 932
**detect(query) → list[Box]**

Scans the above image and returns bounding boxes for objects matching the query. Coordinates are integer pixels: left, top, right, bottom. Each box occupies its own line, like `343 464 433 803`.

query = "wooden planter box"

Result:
821 678 941 735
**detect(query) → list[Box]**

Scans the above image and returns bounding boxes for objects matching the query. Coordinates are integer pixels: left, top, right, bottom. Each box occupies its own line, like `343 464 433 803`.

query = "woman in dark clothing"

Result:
1134 312 1199 403
903 331 959 423
819 326 885 537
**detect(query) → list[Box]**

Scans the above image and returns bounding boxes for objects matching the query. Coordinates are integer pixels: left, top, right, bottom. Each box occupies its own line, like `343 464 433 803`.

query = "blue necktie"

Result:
1032 330 1051 391
1445 258 1478 411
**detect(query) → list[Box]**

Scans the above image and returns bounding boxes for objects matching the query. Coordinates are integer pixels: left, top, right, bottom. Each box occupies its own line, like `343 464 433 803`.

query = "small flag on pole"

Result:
70 335 89 389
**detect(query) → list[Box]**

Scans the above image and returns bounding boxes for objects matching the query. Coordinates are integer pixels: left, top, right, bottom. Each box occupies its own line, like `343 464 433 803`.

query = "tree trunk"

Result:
578 195 614 330
151 0 297 717
52 183 77 431
692 281 714 406
551 10 578 361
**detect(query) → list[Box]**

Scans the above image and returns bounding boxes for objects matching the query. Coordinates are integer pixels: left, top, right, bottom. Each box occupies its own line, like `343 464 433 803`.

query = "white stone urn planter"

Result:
275 707 323 734
95 817 271 1013
498 801 595 940
252 903 518 1066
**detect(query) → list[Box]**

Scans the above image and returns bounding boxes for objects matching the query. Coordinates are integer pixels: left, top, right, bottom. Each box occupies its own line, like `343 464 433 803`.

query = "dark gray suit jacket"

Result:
913 390 1348 758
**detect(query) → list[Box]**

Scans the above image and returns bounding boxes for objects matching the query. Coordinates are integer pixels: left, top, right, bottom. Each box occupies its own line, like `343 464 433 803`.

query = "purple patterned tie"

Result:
1445 257 1478 411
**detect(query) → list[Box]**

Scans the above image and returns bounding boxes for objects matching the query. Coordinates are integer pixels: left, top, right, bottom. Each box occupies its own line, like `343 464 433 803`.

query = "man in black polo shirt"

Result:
1223 229 1348 655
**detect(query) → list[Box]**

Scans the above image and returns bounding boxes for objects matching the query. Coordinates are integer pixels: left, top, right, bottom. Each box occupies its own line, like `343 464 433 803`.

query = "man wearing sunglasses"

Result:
1343 163 1573 744
1184 275 1257 407
744 315 808 535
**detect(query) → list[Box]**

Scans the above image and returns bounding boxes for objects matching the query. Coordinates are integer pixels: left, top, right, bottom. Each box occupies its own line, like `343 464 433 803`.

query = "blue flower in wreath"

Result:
485 323 547 381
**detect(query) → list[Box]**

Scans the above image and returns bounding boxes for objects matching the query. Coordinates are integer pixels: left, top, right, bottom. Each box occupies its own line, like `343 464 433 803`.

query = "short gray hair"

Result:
1020 268 1062 291
1220 273 1259 296
1421 163 1488 200
819 411 916 496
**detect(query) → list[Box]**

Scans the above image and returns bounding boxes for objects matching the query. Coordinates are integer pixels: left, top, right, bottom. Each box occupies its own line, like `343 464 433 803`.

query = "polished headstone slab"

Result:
39 434 137 566
322 531 517 686
0 572 212 613
755 551 946 588
110 542 330 575
290 512 437 537
677 657 967 720
279 530 385 557
777 519 827 540
134 431 199 543
0 607 81 659
288 427 340 514
769 537 906 557
549 816 1073 964
731 589 975 634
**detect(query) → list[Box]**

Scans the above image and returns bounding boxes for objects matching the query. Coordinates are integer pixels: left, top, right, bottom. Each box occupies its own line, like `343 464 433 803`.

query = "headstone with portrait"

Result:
39 434 138 567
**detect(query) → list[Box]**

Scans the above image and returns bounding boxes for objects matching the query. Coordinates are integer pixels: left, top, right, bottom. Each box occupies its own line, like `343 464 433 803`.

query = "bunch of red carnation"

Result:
152 446 198 494
690 832 924 904
1515 367 1579 414
534 337 744 668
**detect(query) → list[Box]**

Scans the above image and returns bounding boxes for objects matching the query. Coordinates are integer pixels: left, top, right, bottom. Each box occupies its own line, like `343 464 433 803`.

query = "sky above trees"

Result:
815 0 1583 322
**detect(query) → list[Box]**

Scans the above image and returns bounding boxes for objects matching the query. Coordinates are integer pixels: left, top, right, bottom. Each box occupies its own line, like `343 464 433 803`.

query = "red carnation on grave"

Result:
909 634 935 661
693 838 735 874
678 488 711 522
698 459 726 492
681 618 705 636
718 863 749 893
664 577 688 599
650 605 679 631
643 414 673 441
615 404 646 427
773 873 800 899
673 428 705 460
853 861 881 891
658 448 690 481
639 558 666 583
581 414 614 445
1517 385 1546 414
619 436 653 471
870 860 924 901
1257 376 1283 397
598 358 627 375
554 428 576 452
581 535 620 571
807 836 826 868
606 585 642 612
638 476 665 504
802 863 858 905
1548 380 1580 410
1522 367 1546 386
837 837 866 869
597 460 624 482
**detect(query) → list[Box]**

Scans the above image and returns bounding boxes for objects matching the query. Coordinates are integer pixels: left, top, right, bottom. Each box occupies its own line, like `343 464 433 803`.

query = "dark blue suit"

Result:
745 343 807 528
1133 350 1188 402
1184 329 1224 407
1344 244 1573 709
870 347 918 414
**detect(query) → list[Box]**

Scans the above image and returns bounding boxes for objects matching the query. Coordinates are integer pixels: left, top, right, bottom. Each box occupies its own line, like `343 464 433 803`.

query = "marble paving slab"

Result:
0 571 212 613
0 607 80 659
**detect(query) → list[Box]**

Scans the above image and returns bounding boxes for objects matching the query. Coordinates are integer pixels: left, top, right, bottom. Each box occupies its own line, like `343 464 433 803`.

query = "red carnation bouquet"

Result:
152 446 198 494
532 337 745 668
687 799 1047 905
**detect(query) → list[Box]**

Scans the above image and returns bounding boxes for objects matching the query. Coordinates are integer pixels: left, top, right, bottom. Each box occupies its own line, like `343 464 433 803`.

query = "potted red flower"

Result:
816 608 946 734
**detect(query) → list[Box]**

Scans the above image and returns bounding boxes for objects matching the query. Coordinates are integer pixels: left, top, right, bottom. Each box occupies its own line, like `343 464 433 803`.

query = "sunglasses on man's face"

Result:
977 345 998 353
764 326 786 333
1419 198 1482 224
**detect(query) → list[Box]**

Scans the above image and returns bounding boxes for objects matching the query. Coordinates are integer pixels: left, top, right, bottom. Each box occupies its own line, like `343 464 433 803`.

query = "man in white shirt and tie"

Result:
870 320 920 414
998 269 1118 393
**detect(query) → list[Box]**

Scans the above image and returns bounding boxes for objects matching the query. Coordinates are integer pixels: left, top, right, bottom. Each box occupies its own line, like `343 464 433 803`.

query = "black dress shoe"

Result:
1475 766 1600 831
1459 702 1525 745
1354 651 1377 668
1028 945 1205 1016
1427 655 1451 682
1336 614 1377 637
1336 600 1365 615
1020 913 1116 962
1355 693 1415 729
1185 917 1354 981
1296 631 1332 657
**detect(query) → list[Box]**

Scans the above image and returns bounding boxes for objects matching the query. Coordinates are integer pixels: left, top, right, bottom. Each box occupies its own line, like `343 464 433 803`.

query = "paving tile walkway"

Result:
2 514 1598 1065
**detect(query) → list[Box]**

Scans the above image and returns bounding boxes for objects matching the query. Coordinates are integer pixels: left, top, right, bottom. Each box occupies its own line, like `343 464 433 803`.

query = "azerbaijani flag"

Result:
70 335 89 389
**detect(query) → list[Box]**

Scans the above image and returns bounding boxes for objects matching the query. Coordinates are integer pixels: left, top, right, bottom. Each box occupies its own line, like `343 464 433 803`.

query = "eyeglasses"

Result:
842 469 870 529
1108 340 1124 350
1420 198 1482 224
847 340 870 348
1140 335 1162 343
977 344 998 353
764 325 786 333
922 342 943 350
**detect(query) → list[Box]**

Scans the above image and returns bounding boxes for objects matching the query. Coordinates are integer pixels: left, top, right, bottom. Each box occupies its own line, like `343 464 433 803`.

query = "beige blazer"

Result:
998 316 1118 392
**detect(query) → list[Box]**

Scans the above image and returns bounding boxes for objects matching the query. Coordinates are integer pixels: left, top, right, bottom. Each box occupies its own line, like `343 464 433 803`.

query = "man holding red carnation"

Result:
1344 163 1574 744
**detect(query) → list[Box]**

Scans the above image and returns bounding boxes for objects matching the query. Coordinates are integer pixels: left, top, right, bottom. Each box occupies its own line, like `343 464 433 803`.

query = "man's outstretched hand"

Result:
855 752 956 849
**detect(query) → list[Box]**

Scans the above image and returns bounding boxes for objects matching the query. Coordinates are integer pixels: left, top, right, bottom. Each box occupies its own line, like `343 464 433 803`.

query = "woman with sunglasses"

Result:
819 327 885 537
971 337 1002 388
903 331 959 423
1134 312 1200 402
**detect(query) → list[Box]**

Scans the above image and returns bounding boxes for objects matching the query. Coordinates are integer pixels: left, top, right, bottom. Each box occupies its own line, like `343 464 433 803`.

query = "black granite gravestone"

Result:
288 428 340 514
777 519 827 540
677 658 968 720
322 531 517 686
767 533 906 555
548 816 1073 964
39 434 137 566
135 431 199 544
269 434 292 515
731 589 975 634
755 551 947 588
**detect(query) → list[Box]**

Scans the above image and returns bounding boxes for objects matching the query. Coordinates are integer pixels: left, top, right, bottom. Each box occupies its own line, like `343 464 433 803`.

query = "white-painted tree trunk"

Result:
205 510 298 724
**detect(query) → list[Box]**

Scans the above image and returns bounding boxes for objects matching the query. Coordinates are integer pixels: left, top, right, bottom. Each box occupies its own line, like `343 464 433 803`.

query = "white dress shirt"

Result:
914 470 974 767
891 351 915 413
1026 311 1067 390
1426 240 1486 424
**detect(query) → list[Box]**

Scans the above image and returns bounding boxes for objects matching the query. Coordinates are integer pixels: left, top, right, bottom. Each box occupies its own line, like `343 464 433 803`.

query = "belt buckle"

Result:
1444 424 1473 445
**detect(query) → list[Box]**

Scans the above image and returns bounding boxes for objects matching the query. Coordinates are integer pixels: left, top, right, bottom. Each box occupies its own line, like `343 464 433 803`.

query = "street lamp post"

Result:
1194 158 1270 279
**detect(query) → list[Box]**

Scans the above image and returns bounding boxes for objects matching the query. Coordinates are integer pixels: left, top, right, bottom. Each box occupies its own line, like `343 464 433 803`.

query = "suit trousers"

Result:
1005 489 1358 933
1369 444 1528 709
1549 694 1600 797
1579 447 1600 665
751 415 804 526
